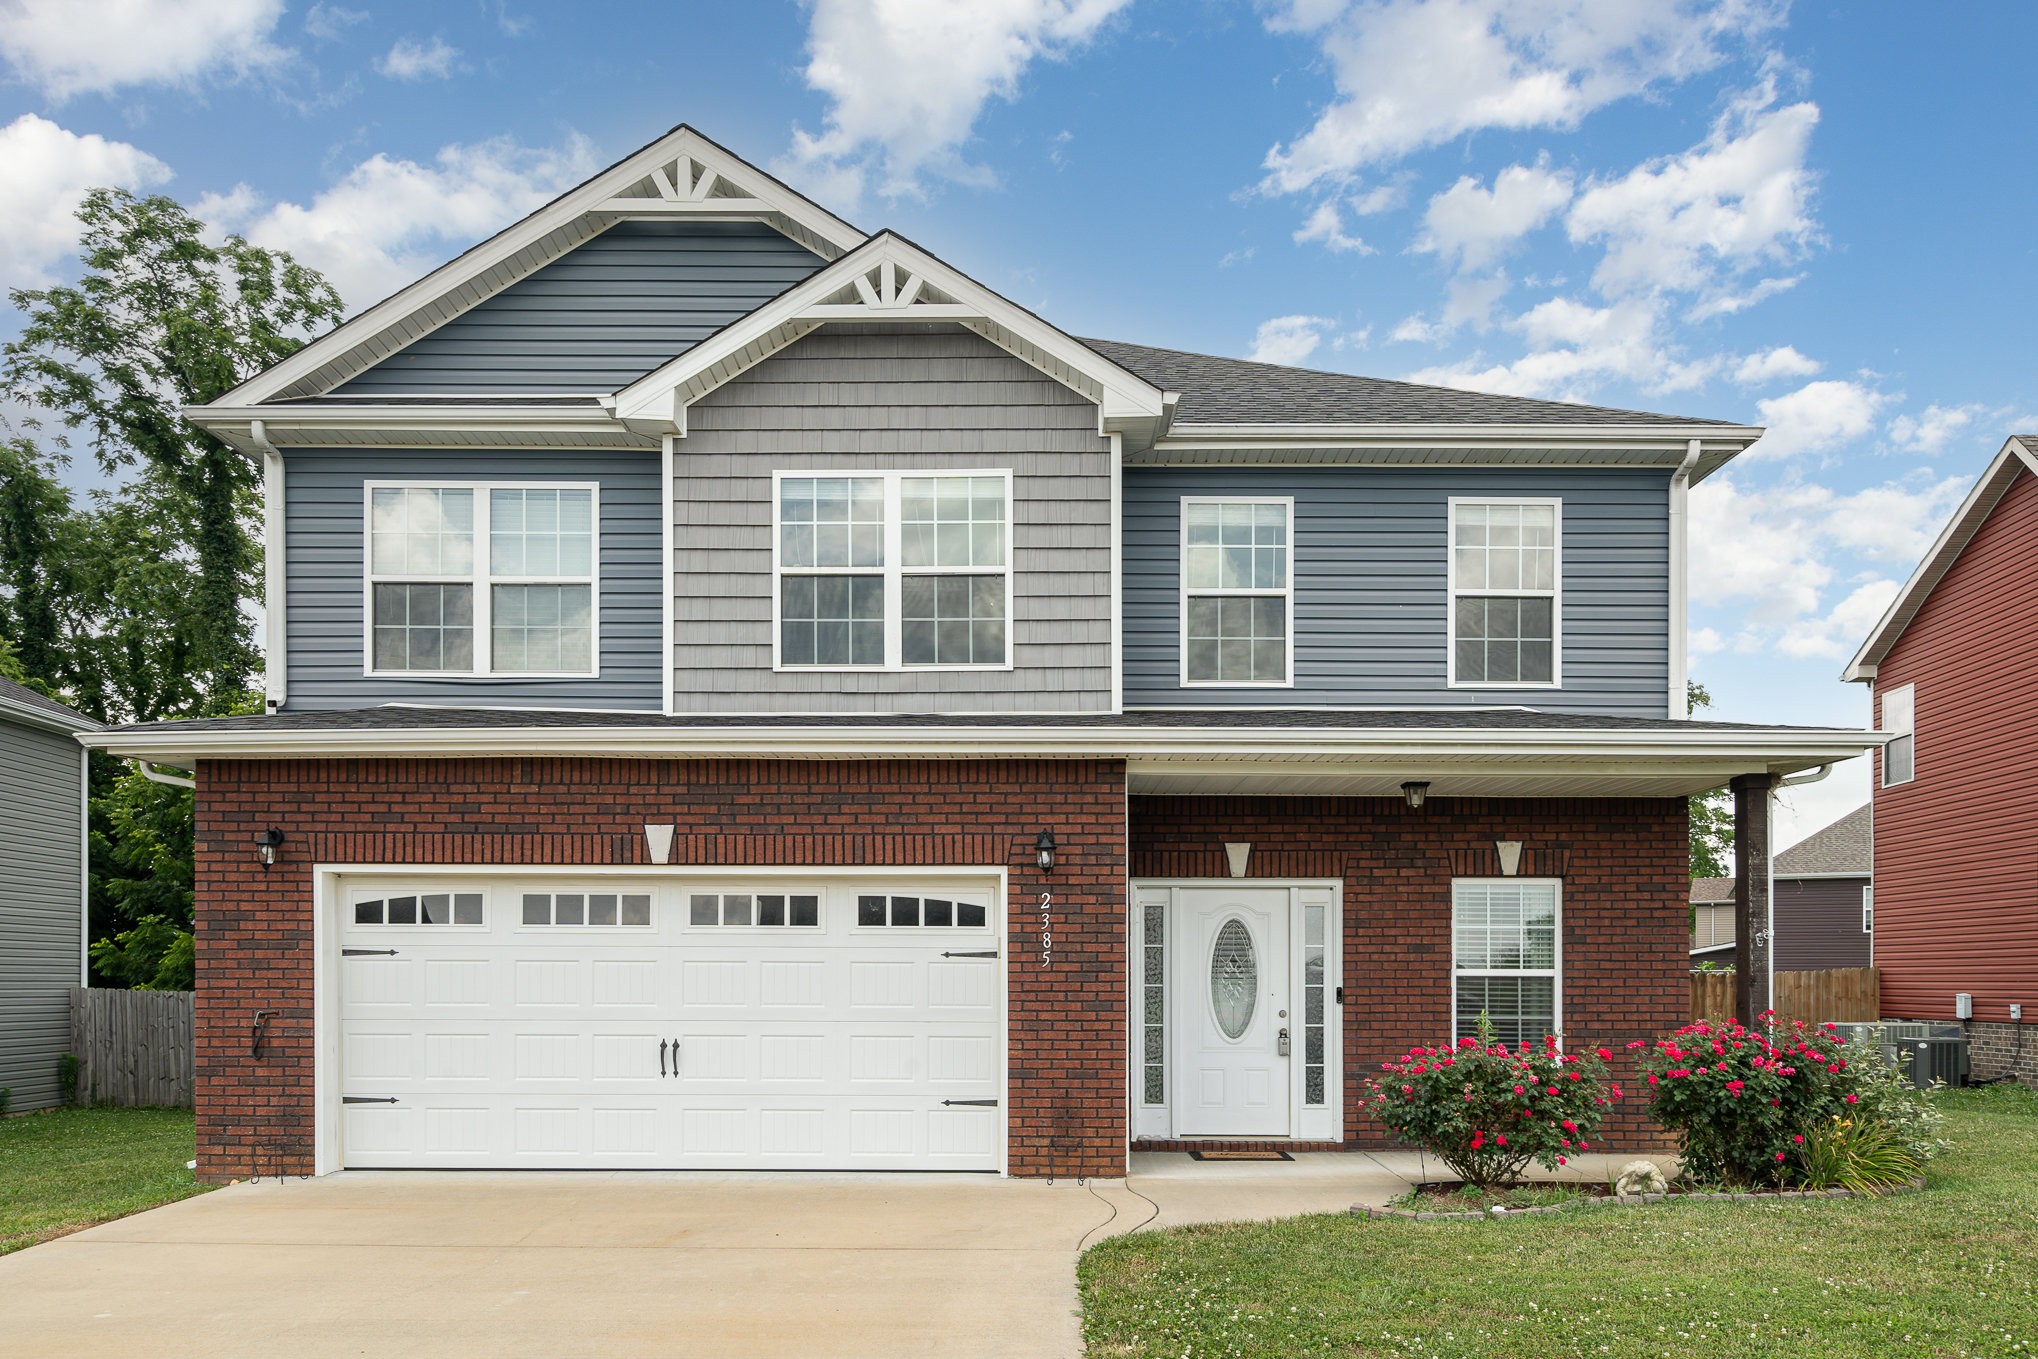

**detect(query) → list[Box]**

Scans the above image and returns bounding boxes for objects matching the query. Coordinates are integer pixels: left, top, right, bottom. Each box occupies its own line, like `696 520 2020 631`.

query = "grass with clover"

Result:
1080 1084 2038 1359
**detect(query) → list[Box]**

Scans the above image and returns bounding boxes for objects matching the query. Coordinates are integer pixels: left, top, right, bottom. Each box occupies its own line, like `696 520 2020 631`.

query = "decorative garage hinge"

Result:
941 1099 998 1107
341 948 398 957
342 1096 398 1105
941 950 999 959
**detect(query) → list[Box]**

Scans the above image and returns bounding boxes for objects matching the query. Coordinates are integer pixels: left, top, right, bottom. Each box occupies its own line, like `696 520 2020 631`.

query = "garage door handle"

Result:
942 1099 998 1107
942 950 999 959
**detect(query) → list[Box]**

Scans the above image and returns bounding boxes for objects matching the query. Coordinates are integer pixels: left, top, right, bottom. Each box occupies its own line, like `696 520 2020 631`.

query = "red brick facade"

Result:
193 760 1686 1181
1129 794 1688 1151
193 756 1127 1181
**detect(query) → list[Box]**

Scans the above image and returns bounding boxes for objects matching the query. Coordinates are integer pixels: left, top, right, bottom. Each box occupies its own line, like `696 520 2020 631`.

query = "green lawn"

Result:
1081 1085 2038 1358
0 1107 207 1255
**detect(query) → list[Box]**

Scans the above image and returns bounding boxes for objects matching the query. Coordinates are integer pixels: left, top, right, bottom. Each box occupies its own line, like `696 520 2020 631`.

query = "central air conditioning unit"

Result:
1890 1036 1970 1089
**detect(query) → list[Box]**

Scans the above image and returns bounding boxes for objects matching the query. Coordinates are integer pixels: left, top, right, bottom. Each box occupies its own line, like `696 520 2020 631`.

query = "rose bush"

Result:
1364 1021 1619 1189
1636 1013 1943 1188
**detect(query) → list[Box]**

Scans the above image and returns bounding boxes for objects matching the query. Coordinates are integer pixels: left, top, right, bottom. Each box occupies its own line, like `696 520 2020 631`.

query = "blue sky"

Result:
3 0 2034 844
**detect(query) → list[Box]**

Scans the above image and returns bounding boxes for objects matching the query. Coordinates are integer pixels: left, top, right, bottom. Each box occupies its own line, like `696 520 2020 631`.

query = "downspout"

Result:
1667 437 1703 719
133 759 197 790
250 419 287 713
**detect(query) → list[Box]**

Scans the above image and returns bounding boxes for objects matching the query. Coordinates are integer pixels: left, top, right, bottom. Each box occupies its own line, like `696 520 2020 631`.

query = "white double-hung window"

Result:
366 483 597 677
1452 879 1560 1046
1879 683 1915 786
775 471 1011 669
1449 498 1560 687
1180 497 1292 686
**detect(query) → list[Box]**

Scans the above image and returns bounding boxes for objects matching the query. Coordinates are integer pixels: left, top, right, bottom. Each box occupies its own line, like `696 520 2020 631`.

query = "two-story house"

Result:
1846 434 2038 1085
91 126 1878 1180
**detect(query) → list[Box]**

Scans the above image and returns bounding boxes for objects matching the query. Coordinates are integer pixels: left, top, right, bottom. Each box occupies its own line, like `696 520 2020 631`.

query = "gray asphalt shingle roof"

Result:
0 676 96 728
1083 338 1742 429
1774 804 1872 877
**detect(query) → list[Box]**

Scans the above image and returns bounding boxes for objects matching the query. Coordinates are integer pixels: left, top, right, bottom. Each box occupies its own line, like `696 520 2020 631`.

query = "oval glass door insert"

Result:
1210 918 1258 1040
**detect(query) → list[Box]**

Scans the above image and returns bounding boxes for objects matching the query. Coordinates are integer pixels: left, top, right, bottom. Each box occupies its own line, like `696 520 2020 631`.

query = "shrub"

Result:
1364 1020 1620 1189
1637 1013 1948 1188
57 1053 78 1107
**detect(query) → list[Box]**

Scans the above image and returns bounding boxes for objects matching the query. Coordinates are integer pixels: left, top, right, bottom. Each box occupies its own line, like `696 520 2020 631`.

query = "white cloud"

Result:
1293 200 1375 253
1688 626 1725 656
1731 345 1819 385
1685 272 1798 320
1390 313 1447 345
0 114 172 285
376 36 462 81
1248 314 1337 366
781 0 1131 205
1417 161 1574 271
1688 471 1970 657
198 134 598 312
1748 379 1890 460
0 0 288 99
1887 402 1987 455
303 4 367 42
1349 179 1410 215
1566 79 1821 298
1259 0 1783 194
1407 295 1719 398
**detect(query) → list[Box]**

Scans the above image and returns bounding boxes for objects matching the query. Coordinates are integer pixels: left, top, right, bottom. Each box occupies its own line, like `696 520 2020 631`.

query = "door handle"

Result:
670 1036 680 1077
659 1039 667 1077
1278 1027 1291 1057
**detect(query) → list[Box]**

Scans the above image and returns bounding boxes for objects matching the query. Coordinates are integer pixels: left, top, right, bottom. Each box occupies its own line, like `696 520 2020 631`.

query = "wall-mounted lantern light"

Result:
254 827 284 869
1400 781 1431 811
1035 830 1057 872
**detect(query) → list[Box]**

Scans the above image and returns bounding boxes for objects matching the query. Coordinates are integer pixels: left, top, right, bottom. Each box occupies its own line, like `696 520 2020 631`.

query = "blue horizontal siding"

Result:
335 221 827 395
1123 466 1672 715
282 449 663 711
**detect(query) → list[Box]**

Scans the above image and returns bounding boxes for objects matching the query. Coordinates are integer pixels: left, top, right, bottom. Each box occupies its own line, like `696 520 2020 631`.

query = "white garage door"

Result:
336 875 1004 1171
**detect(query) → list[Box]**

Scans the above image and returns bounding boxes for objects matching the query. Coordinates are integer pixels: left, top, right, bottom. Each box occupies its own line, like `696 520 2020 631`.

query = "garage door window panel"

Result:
857 894 988 928
353 892 484 926
522 892 652 927
690 893 820 928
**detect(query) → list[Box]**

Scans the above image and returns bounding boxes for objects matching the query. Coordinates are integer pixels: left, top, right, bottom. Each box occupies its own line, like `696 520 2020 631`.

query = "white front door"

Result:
1173 887 1291 1136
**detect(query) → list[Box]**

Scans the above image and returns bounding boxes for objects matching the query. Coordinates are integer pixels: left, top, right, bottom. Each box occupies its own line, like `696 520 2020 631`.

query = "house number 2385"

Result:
1040 891 1053 969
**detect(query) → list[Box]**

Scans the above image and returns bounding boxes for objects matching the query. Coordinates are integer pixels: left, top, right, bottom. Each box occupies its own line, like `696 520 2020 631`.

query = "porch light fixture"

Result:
253 827 284 869
1034 830 1057 872
1400 781 1431 811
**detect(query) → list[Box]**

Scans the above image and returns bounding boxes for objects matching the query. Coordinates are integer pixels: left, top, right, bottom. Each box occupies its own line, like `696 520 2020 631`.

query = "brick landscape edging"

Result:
1351 1176 1927 1221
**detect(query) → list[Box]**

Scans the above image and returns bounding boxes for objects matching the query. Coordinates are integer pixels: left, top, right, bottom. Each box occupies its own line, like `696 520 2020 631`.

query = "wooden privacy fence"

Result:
1690 967 1881 1026
70 987 194 1108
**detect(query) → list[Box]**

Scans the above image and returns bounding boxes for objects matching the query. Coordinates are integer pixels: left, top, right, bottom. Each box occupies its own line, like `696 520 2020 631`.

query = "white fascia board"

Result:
1151 424 1760 477
0 692 100 736
1842 436 2038 682
190 403 639 454
611 233 1167 433
196 126 867 411
85 722 1884 769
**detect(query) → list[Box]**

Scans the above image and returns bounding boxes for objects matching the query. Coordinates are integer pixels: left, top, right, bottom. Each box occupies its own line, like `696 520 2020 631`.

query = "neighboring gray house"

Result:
1691 804 1874 971
0 677 96 1110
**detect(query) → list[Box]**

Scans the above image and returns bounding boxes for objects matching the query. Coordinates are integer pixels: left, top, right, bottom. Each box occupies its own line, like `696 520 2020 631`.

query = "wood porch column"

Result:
1731 772 1773 1023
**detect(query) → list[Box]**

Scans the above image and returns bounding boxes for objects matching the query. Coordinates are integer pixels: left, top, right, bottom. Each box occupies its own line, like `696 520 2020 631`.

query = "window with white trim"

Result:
1453 879 1559 1046
1880 683 1915 786
521 892 650 927
367 484 596 676
1450 500 1559 686
775 472 1009 668
1181 498 1291 685
1862 885 1873 935
353 892 483 926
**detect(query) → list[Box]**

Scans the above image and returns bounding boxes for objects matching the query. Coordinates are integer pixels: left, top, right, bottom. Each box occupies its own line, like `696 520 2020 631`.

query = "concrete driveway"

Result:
2 1152 1637 1357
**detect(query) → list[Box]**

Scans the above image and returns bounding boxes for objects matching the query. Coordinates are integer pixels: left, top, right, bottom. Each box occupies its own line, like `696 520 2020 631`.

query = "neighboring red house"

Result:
1689 804 1873 971
1847 435 2038 1084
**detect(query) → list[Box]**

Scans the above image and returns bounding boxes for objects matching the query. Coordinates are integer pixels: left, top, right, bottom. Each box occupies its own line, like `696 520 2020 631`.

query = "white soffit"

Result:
1843 435 2038 682
197 125 867 409
608 233 1171 441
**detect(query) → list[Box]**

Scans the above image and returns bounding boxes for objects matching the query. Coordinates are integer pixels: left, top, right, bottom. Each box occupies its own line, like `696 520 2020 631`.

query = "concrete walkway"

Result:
0 1152 1652 1358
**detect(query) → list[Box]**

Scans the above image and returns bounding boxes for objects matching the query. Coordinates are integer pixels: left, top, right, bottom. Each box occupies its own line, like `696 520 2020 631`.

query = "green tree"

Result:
1688 681 1734 878
0 439 88 701
3 187 343 711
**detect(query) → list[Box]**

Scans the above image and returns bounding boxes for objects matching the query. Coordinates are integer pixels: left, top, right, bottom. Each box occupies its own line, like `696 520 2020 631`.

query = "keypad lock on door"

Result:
1278 1027 1291 1056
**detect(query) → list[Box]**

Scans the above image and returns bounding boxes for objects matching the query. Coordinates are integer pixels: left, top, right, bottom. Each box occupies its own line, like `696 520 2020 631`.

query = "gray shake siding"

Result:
671 325 1115 713
1774 877 1875 971
335 222 827 396
282 449 663 711
0 717 84 1110
1122 466 1672 716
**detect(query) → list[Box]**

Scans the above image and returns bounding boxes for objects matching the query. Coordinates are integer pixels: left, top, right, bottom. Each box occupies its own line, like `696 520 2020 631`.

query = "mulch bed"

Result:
1355 1177 1926 1222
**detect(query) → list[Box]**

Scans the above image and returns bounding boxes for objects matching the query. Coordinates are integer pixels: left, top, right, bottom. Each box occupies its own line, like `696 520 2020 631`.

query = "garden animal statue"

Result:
1615 1160 1668 1196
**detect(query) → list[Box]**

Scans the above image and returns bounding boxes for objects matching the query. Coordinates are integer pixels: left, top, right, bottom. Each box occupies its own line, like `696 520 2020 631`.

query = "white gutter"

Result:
250 420 287 713
1776 761 1834 788
1667 437 1703 719
84 721 1887 765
